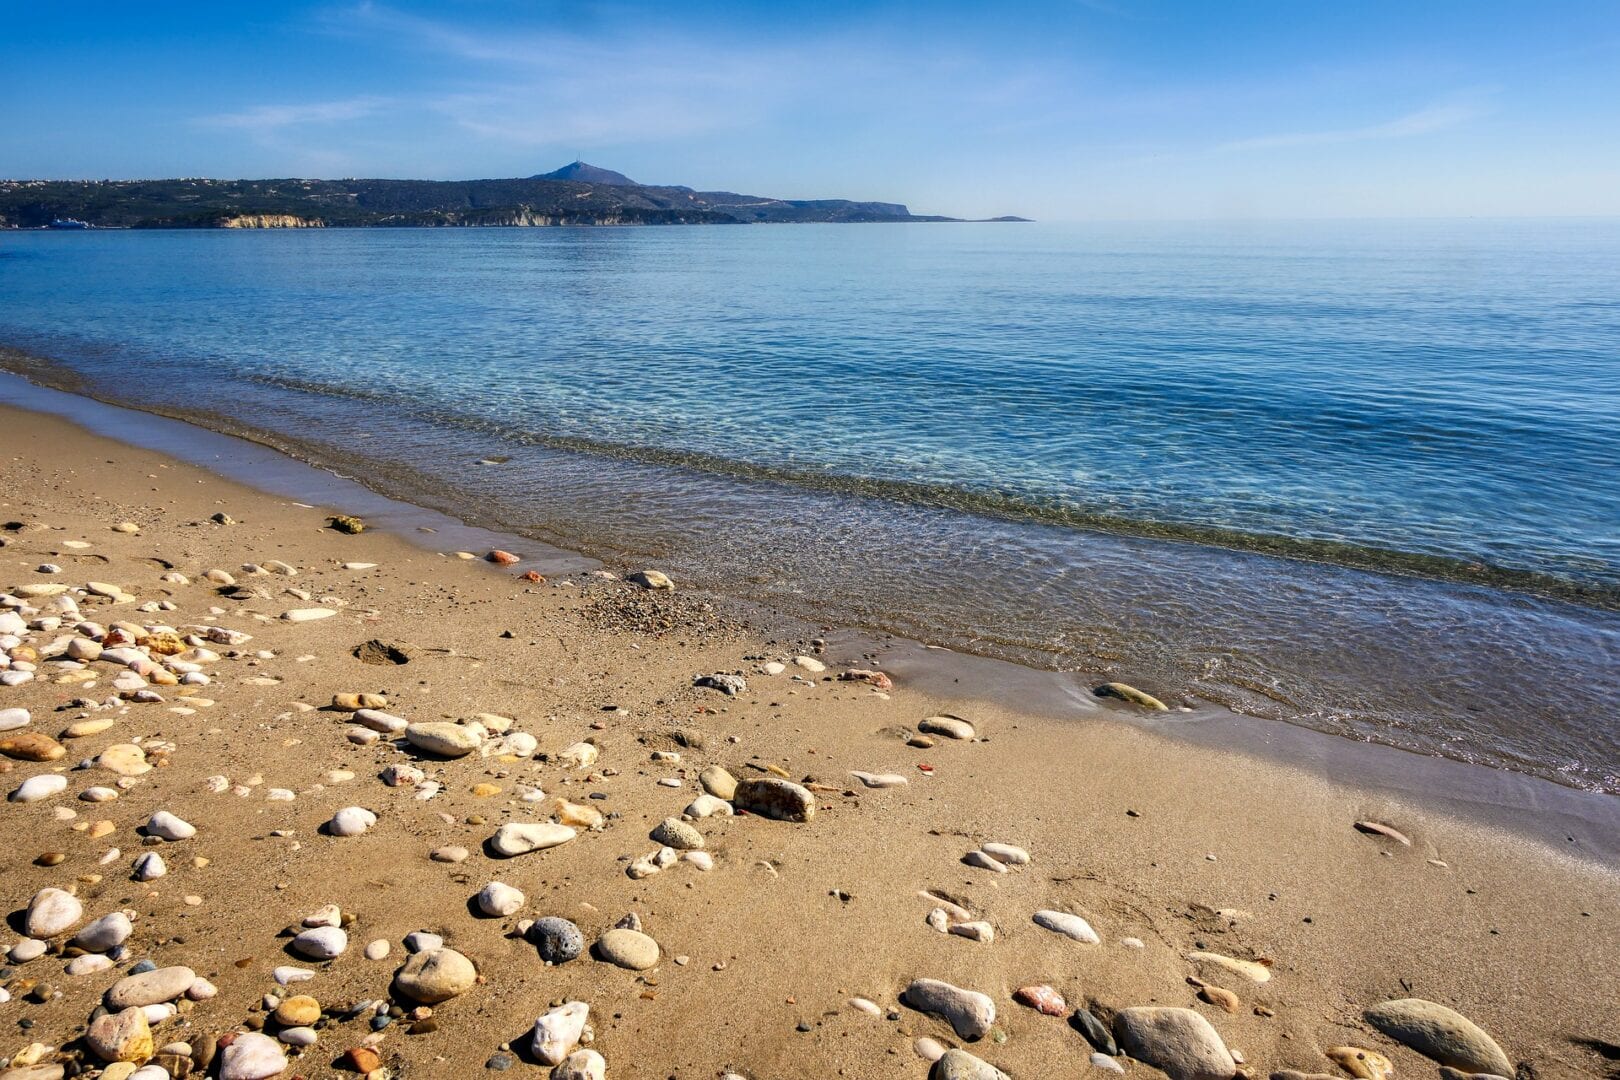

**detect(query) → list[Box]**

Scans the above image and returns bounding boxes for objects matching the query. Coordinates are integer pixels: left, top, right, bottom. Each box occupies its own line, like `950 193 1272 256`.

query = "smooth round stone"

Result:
530 918 585 964
404 721 482 757
489 822 576 857
649 816 704 850
595 928 660 970
684 794 733 819
67 953 116 976
918 714 975 740
186 978 218 1000
393 948 477 1003
430 845 469 863
9 938 48 963
106 966 197 1008
477 881 526 917
272 966 315 986
10 774 68 803
901 978 996 1040
934 1048 1012 1080
273 995 321 1026
81 786 120 802
278 1026 318 1047
280 607 336 622
327 806 376 836
1113 1008 1236 1080
292 926 348 960
404 931 444 953
698 765 737 800
219 1031 288 1080
364 939 391 961
145 811 195 841
981 842 1030 865
353 709 407 733
1034 909 1100 944
25 887 83 937
302 903 342 928
0 707 30 731
73 912 134 952
732 777 815 822
1364 999 1514 1078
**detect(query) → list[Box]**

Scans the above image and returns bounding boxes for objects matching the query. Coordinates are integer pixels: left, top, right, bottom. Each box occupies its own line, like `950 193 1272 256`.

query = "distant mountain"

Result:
0 163 1027 229
531 161 638 186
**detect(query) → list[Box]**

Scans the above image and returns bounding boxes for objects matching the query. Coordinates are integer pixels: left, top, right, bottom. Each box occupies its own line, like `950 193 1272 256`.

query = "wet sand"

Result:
2 403 1617 1080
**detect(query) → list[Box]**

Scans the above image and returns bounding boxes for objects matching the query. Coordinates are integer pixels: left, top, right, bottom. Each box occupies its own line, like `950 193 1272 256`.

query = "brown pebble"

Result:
1198 985 1241 1013
35 852 67 867
343 1047 383 1072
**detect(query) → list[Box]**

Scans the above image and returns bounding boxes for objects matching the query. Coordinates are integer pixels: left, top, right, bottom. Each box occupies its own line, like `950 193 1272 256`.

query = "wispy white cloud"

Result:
1216 102 1479 153
198 95 391 131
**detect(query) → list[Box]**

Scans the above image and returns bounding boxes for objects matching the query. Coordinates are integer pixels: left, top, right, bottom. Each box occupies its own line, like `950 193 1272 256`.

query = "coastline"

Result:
1 389 1618 1077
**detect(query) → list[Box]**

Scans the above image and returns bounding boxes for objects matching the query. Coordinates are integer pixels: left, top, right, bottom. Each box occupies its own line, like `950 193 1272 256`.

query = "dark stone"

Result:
1071 1007 1118 1056
529 918 585 964
487 1052 516 1070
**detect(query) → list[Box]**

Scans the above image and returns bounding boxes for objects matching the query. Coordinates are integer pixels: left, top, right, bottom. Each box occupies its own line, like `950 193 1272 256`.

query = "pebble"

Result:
272 966 315 985
699 765 738 800
552 1049 606 1080
1091 1052 1126 1073
683 850 714 871
595 928 660 970
25 887 83 937
628 569 673 589
650 816 705 850
490 822 577 857
933 1048 1012 1080
0 706 32 731
918 714 975 740
405 931 444 953
1326 1046 1394 1080
431 845 470 863
145 810 196 841
684 794 733 818
531 918 586 964
1198 985 1240 1013
328 806 377 836
68 953 116 975
1185 950 1270 983
133 852 167 881
733 777 815 822
848 997 882 1016
901 978 996 1040
106 966 196 1008
81 785 120 802
557 740 599 769
10 774 68 803
354 709 408 733
384 764 426 787
1013 984 1067 1015
292 925 348 960
273 995 321 1026
365 939 392 960
695 672 747 696
73 912 134 952
219 1031 288 1080
1113 1007 1236 1080
963 850 1007 873
1364 998 1514 1078
280 608 336 622
278 1026 318 1047
1094 681 1169 709
981 842 1029 865
406 721 483 757
0 732 65 761
87 1007 153 1064
1034 909 1101 944
532 1001 589 1065
850 770 908 788
949 920 995 943
393 947 478 1003
478 881 526 916
303 903 342 927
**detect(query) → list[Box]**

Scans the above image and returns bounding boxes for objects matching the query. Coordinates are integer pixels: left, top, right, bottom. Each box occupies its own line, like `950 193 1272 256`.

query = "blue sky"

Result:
6 1 1619 220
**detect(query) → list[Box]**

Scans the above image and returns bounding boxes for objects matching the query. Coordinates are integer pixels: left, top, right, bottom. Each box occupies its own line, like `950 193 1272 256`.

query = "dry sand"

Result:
1 405 1616 1080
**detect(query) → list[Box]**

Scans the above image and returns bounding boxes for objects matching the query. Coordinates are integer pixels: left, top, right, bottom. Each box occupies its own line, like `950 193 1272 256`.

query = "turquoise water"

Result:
2 222 1617 789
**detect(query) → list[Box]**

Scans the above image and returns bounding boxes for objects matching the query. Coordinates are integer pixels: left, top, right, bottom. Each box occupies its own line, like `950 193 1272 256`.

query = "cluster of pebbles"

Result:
0 518 1523 1080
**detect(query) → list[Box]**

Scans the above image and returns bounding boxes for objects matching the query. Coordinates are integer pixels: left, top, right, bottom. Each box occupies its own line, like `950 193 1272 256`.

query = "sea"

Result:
2 220 1617 792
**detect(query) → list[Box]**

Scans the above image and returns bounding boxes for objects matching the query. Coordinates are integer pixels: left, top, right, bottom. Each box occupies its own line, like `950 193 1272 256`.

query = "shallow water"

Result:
2 221 1617 790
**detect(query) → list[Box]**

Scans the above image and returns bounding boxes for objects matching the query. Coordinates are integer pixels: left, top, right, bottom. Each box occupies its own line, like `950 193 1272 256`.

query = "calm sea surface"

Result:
2 222 1617 789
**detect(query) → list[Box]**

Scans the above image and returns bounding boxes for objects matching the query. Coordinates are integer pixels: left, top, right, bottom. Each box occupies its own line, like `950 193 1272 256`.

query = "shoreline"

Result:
1 399 1617 1080
3 374 1618 864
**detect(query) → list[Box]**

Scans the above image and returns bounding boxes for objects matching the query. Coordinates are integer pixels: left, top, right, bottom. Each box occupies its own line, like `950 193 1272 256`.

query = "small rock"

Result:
695 673 746 696
405 722 483 757
106 966 197 1008
595 928 660 970
145 810 196 841
1035 910 1100 944
918 715 975 740
551 1049 606 1080
25 887 83 937
699 765 738 800
1094 682 1168 710
981 842 1029 865
684 794 733 818
218 1031 288 1080
902 978 996 1040
531 917 586 964
628 569 673 589
490 822 577 857
394 948 478 1003
1014 985 1067 1016
1113 1007 1236 1080
278 1027 318 1048
1185 951 1270 984
328 806 376 836
431 845 470 863
73 912 134 952
1072 1007 1118 1056
532 1001 589 1065
850 770 908 788
281 608 337 622
133 852 167 881
1364 999 1513 1078
365 939 392 961
1325 1046 1394 1080
87 1007 153 1064
478 881 526 917
273 995 321 1026
650 816 704 850
1198 986 1240 1013
10 774 68 803
933 1048 1011 1080
1354 821 1413 846
0 732 65 761
733 777 815 822
292 926 348 960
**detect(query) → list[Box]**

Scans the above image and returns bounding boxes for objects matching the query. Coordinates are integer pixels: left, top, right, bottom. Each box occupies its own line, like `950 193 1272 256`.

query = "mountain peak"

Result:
531 161 637 186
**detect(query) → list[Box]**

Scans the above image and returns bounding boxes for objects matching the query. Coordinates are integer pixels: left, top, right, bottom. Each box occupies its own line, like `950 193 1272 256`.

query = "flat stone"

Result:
431 845 470 863
98 744 151 776
280 608 337 622
850 770 908 788
981 842 1029 865
0 732 65 761
0 706 32 731
699 765 738 800
106 966 196 1008
1034 909 1100 944
328 806 376 836
1185 951 1270 983
684 794 733 818
406 722 483 757
489 822 576 857
394 948 478 1003
1072 1007 1118 1055
918 714 975 740
278 1027 317 1048
25 887 83 937
733 777 815 822
902 978 996 1040
650 816 704 850
531 918 585 964
365 939 392 961
1013 985 1067 1016
219 1031 288 1080
933 1048 1012 1080
532 1001 589 1065
10 774 68 803
87 1007 153 1064
628 570 673 590
274 995 321 1026
595 928 660 970
478 881 526 917
694 673 746 696
1113 1007 1236 1080
292 926 347 960
1094 682 1169 710
1364 999 1514 1078
145 811 195 841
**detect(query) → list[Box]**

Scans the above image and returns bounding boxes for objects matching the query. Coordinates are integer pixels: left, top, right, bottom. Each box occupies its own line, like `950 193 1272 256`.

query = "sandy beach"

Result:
2 402 1617 1080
